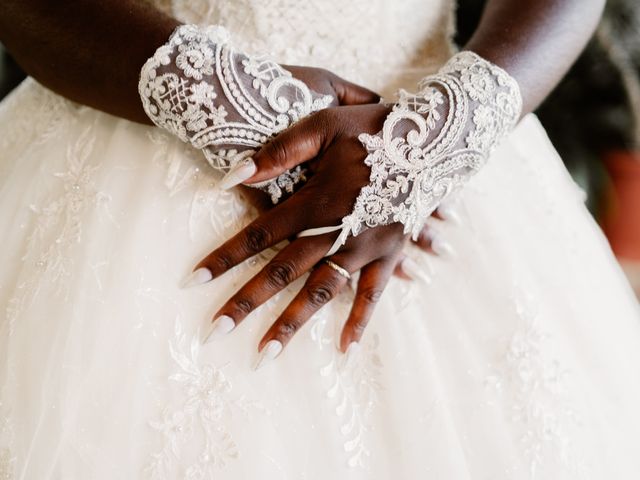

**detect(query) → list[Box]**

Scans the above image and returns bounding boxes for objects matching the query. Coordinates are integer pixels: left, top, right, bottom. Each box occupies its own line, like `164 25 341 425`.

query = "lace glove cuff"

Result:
139 24 334 203
320 51 522 253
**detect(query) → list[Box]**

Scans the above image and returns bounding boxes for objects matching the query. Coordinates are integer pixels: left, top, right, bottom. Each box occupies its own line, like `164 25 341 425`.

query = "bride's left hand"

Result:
191 104 440 359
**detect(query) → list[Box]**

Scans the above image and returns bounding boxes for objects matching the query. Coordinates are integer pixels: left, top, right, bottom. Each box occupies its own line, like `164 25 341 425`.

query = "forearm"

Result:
464 0 605 115
0 0 180 123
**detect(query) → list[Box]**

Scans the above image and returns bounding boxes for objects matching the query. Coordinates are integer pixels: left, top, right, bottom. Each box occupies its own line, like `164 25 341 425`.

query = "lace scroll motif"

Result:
139 24 334 203
334 51 522 248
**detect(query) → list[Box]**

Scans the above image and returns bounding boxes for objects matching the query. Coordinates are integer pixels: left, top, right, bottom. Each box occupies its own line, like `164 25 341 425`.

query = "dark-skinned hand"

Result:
193 99 443 364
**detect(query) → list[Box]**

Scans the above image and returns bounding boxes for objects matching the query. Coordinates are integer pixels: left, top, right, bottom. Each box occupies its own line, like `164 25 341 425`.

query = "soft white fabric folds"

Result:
1 0 640 478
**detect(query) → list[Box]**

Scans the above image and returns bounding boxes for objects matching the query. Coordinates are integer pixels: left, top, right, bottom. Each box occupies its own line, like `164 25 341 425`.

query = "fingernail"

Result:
431 236 456 257
202 315 235 344
341 341 361 368
182 267 213 288
219 158 257 190
437 203 461 224
253 339 283 371
400 257 432 284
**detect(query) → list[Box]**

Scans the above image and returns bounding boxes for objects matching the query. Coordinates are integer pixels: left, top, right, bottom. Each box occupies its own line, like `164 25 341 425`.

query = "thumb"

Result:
333 76 380 106
224 113 329 188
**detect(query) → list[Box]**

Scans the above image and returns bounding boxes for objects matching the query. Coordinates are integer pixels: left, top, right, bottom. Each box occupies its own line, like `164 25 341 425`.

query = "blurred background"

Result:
1 0 639 294
455 0 640 296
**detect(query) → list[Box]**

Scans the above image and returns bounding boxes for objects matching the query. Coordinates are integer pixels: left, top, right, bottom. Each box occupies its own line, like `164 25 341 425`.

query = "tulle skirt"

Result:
1 79 639 479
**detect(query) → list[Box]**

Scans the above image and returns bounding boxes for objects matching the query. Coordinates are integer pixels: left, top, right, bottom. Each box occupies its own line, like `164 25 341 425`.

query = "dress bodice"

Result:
155 0 456 97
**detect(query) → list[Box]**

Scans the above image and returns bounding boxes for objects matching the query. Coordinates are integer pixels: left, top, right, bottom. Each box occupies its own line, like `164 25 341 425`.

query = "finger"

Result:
245 111 333 185
393 254 411 280
409 224 455 258
237 185 273 213
255 254 355 368
331 75 380 106
436 202 462 224
410 210 443 250
190 195 311 283
203 234 334 342
412 225 434 252
393 255 432 284
339 258 395 352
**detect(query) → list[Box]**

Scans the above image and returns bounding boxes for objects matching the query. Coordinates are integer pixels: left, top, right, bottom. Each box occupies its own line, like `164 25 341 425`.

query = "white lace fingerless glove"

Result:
314 51 522 254
139 24 334 203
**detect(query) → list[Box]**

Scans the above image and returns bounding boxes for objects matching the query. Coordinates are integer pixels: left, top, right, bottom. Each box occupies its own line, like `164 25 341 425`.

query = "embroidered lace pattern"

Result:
334 51 522 247
139 24 334 202
310 299 383 469
146 321 266 479
485 291 585 478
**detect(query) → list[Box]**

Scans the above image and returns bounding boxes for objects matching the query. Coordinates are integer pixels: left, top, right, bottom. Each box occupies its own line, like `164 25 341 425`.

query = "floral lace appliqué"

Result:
485 294 586 479
334 51 522 250
146 321 265 479
139 24 333 203
6 120 105 336
311 300 383 469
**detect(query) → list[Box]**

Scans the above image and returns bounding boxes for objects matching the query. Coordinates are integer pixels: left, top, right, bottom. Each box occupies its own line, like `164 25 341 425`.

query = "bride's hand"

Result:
192 104 439 359
228 64 381 207
283 65 380 108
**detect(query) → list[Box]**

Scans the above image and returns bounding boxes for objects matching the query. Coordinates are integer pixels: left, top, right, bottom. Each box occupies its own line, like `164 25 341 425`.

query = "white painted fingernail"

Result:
202 315 235 344
401 257 432 284
182 267 213 288
431 236 456 257
437 203 462 224
253 339 283 371
219 158 257 190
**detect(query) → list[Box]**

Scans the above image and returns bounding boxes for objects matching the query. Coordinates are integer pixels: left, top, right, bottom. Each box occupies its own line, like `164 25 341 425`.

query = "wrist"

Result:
331 51 522 251
138 24 334 203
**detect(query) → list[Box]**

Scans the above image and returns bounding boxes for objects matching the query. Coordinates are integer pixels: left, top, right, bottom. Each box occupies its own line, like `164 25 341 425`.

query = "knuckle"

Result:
306 280 338 307
234 297 254 315
210 252 234 272
318 107 334 124
265 261 297 289
351 317 368 336
361 287 383 304
308 66 328 79
277 320 299 337
266 137 289 167
309 108 331 130
322 68 338 85
243 223 272 254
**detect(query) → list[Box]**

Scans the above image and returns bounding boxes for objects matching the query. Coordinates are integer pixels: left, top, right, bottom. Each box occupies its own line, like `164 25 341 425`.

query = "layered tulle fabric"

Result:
1 0 640 478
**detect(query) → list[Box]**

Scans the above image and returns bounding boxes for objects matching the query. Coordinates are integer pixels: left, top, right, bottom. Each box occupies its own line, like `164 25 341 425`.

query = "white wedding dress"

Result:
1 1 640 478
